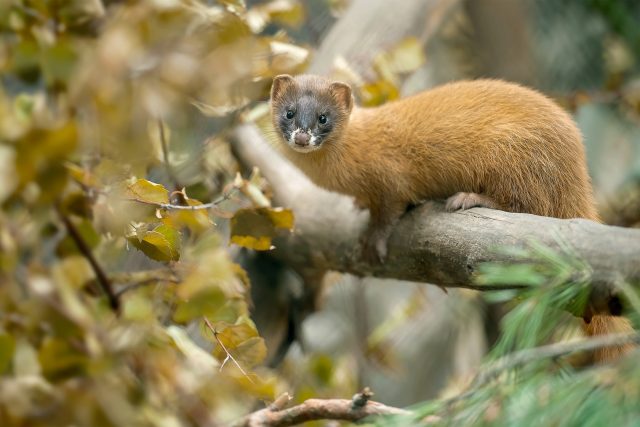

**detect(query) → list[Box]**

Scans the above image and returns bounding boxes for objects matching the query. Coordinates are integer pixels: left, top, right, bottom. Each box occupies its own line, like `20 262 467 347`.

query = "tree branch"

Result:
230 123 640 313
231 388 412 427
55 205 120 312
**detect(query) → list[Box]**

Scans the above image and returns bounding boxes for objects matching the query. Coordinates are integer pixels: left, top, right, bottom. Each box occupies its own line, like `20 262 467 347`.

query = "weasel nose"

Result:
294 132 310 146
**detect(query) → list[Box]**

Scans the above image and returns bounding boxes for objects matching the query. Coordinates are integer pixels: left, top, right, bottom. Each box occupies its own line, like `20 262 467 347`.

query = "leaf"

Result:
246 1 305 33
209 320 267 368
173 288 228 324
0 144 17 204
167 326 219 373
212 321 260 349
126 179 169 205
38 338 88 381
373 37 426 82
41 39 79 87
66 162 99 189
269 40 310 74
263 207 294 230
13 339 41 377
128 223 181 261
0 332 15 375
230 207 294 250
163 195 213 234
232 336 267 368
122 292 155 322
360 79 400 107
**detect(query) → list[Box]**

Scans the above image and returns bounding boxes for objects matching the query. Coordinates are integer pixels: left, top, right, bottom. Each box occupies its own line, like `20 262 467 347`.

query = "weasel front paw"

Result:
445 192 498 211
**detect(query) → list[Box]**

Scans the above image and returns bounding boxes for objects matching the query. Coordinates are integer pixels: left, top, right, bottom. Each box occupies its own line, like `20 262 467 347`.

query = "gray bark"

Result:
231 123 640 314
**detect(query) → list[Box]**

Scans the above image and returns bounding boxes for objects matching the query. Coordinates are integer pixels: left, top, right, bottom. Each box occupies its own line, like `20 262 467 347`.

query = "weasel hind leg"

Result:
445 192 500 212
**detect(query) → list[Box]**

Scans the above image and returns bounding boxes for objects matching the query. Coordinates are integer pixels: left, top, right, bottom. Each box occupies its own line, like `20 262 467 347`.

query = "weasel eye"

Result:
286 110 295 119
318 114 327 125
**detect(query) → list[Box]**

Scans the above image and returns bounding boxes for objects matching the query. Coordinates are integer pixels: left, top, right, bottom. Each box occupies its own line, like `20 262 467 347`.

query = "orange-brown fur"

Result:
270 75 634 362
276 78 598 221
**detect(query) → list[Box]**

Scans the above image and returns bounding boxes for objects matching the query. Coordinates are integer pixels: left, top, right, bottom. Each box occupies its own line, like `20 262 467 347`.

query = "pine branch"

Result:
448 332 640 405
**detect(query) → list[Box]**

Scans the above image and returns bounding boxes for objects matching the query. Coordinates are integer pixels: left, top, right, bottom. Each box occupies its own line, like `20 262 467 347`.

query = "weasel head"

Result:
270 74 353 154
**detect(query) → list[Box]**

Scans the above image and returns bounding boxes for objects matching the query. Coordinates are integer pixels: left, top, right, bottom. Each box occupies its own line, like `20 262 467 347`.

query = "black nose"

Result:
294 132 310 146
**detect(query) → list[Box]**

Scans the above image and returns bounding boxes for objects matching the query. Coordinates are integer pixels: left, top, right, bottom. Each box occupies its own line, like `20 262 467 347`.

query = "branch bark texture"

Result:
231 124 640 312
231 390 411 427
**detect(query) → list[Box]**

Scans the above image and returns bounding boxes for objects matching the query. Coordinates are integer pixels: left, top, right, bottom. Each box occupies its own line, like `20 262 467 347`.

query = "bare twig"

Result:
111 269 181 297
157 119 180 190
55 205 120 312
126 189 236 211
203 317 254 383
231 388 412 427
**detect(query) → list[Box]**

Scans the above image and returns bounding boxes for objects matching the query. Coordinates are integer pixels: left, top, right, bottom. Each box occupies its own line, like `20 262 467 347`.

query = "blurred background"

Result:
1 0 639 425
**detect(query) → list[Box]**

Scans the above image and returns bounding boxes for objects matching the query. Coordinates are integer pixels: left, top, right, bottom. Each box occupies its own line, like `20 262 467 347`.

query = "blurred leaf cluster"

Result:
0 0 310 425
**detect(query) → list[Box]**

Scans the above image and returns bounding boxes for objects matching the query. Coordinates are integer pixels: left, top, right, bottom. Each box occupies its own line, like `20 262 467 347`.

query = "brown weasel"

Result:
269 74 634 362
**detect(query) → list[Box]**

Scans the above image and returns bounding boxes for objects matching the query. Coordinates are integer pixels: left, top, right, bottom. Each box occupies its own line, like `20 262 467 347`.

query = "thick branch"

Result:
230 124 640 313
231 389 411 427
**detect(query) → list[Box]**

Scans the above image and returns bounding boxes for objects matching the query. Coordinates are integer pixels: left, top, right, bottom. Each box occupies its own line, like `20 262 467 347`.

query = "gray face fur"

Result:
271 75 353 153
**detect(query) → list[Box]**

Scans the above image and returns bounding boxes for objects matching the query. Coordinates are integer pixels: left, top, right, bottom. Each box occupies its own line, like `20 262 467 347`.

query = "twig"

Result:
55 205 120 312
157 120 180 190
231 388 412 427
112 269 181 297
203 317 254 383
126 189 236 211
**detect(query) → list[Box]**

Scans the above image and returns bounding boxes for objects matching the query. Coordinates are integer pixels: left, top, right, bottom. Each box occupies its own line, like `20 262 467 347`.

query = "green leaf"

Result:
230 207 294 250
128 223 181 261
173 288 228 324
126 179 169 204
210 320 266 368
0 332 15 375
38 338 88 381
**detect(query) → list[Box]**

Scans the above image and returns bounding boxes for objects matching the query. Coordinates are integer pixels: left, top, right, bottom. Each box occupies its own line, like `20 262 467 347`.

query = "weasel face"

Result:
277 94 334 153
270 74 353 154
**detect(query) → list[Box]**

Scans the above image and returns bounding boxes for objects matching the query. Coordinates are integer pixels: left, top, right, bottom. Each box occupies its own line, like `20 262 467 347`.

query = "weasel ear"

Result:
271 74 295 100
329 81 354 113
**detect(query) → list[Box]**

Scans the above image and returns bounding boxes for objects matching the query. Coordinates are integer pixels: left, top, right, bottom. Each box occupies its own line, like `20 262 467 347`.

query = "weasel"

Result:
269 74 633 362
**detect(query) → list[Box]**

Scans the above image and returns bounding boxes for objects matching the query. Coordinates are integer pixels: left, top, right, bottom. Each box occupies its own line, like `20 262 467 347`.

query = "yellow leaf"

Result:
126 179 169 204
230 235 272 251
0 332 15 375
263 207 294 230
230 207 294 250
128 224 180 261
373 37 426 83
